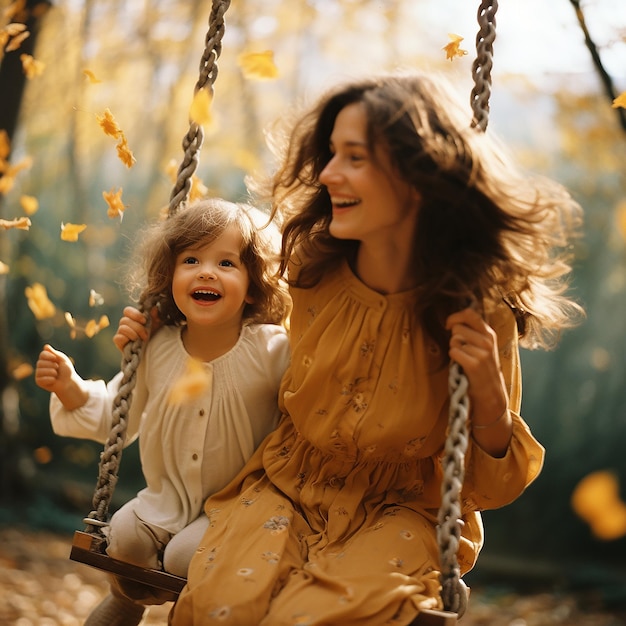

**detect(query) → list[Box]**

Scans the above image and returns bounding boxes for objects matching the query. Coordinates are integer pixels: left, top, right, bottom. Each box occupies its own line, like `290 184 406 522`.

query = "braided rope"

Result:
437 362 470 615
168 0 231 216
83 0 231 534
436 1 498 613
470 0 498 131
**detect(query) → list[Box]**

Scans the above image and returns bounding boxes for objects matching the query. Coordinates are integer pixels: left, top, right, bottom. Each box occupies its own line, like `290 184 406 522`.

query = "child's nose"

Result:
198 264 216 279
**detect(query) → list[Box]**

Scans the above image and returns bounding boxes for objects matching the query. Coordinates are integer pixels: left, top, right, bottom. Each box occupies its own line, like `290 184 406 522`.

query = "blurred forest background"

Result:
1 0 626 611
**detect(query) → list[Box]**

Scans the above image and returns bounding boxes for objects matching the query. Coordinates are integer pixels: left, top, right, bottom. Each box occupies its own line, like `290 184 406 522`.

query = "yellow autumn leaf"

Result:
5 29 29 52
96 108 122 138
571 471 626 540
83 69 102 84
0 155 33 193
33 446 53 464
20 53 44 79
4 23 28 37
167 358 212 405
25 282 56 320
89 289 104 307
60 222 87 242
0 176 14 194
115 136 136 168
85 315 110 338
588 504 626 541
189 89 213 127
0 261 9 274
12 362 33 380
0 130 10 159
103 187 126 218
64 311 76 328
237 50 279 80
1 216 31 230
442 33 468 61
20 194 38 215
64 311 77 338
612 92 626 109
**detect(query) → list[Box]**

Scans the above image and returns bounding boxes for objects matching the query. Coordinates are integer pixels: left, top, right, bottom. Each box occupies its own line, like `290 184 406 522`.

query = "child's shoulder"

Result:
242 322 288 343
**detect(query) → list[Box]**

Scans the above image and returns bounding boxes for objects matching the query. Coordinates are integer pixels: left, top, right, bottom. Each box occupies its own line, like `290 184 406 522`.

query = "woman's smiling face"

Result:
319 102 420 248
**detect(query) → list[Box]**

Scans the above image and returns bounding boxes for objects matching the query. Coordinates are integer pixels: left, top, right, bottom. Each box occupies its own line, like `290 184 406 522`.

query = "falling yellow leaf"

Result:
5 29 29 52
442 33 468 61
0 155 33 194
96 108 122 138
0 261 9 274
612 92 626 109
1 216 31 230
189 89 213 127
64 311 76 328
237 50 279 80
65 311 77 338
20 53 44 79
25 282 56 320
115 136 136 168
0 130 10 159
3 22 28 37
20 194 38 215
103 187 126 218
85 315 110 338
572 471 626 540
168 358 212 405
89 289 104 307
33 446 53 464
83 69 102 84
12 362 33 380
60 222 87 242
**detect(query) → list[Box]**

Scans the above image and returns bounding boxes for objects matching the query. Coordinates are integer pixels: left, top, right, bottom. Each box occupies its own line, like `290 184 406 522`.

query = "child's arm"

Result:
35 344 89 411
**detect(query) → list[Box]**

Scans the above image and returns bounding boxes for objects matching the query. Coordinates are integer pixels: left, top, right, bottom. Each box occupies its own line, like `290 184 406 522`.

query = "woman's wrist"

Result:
472 407 508 430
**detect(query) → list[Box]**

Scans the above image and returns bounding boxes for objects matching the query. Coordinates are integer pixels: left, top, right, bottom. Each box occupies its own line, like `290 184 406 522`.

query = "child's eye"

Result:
219 259 236 268
182 256 198 265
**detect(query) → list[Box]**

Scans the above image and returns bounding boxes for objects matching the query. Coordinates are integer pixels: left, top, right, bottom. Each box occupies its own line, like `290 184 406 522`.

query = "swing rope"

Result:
436 0 498 616
470 0 498 131
81 0 232 537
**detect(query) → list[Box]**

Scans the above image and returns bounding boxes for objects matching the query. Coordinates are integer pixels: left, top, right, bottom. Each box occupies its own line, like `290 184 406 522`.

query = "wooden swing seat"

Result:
70 529 459 624
70 530 186 595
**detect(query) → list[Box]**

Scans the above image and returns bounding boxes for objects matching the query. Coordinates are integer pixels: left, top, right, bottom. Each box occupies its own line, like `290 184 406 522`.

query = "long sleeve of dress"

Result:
49 372 142 446
461 301 545 513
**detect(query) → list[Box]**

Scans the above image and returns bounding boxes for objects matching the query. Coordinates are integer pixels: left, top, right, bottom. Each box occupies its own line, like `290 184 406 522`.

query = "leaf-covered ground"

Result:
1 526 625 626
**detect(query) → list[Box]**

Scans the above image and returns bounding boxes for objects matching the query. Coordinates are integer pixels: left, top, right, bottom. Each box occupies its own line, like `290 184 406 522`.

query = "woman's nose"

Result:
319 156 340 185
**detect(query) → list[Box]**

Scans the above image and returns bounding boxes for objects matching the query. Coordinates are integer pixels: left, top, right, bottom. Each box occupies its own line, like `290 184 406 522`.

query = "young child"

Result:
35 198 291 626
167 71 584 625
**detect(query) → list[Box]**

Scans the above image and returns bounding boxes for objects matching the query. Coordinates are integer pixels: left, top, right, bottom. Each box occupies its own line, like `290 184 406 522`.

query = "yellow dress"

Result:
171 260 545 626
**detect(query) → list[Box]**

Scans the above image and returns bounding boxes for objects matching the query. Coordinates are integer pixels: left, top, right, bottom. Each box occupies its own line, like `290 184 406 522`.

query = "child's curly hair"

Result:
126 197 290 327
